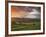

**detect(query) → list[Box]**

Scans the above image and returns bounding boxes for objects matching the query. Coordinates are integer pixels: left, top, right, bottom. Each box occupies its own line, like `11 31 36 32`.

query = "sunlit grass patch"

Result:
11 20 40 31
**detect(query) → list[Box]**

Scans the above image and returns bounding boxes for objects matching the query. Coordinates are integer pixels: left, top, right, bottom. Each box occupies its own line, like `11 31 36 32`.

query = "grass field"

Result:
11 18 41 31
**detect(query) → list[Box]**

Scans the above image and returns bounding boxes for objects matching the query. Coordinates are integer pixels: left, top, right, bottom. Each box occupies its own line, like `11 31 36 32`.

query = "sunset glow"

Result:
11 6 32 17
11 6 40 18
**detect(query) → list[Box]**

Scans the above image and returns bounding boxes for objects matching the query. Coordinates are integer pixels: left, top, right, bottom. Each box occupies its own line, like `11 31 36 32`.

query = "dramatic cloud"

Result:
11 6 40 19
24 9 40 19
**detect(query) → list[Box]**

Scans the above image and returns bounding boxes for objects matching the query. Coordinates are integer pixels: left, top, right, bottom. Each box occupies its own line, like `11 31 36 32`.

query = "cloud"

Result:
24 9 40 19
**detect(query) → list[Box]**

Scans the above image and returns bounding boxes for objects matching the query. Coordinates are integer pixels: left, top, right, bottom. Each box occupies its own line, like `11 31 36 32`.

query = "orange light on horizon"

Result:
11 6 28 18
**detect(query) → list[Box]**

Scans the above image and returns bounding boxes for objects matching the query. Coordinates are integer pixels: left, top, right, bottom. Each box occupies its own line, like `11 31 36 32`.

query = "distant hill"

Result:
11 17 40 23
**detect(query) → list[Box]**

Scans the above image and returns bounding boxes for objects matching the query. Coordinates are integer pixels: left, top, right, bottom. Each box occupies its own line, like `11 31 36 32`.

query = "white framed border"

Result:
8 3 43 35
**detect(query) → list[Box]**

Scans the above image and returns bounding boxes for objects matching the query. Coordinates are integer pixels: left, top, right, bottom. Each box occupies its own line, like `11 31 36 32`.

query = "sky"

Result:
11 6 41 19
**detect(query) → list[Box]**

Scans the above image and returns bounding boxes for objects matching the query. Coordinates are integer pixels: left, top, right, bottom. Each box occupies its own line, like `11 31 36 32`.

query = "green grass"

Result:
11 20 41 31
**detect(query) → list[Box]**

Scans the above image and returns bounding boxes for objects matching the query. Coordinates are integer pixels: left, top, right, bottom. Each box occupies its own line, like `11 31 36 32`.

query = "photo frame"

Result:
5 1 45 37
